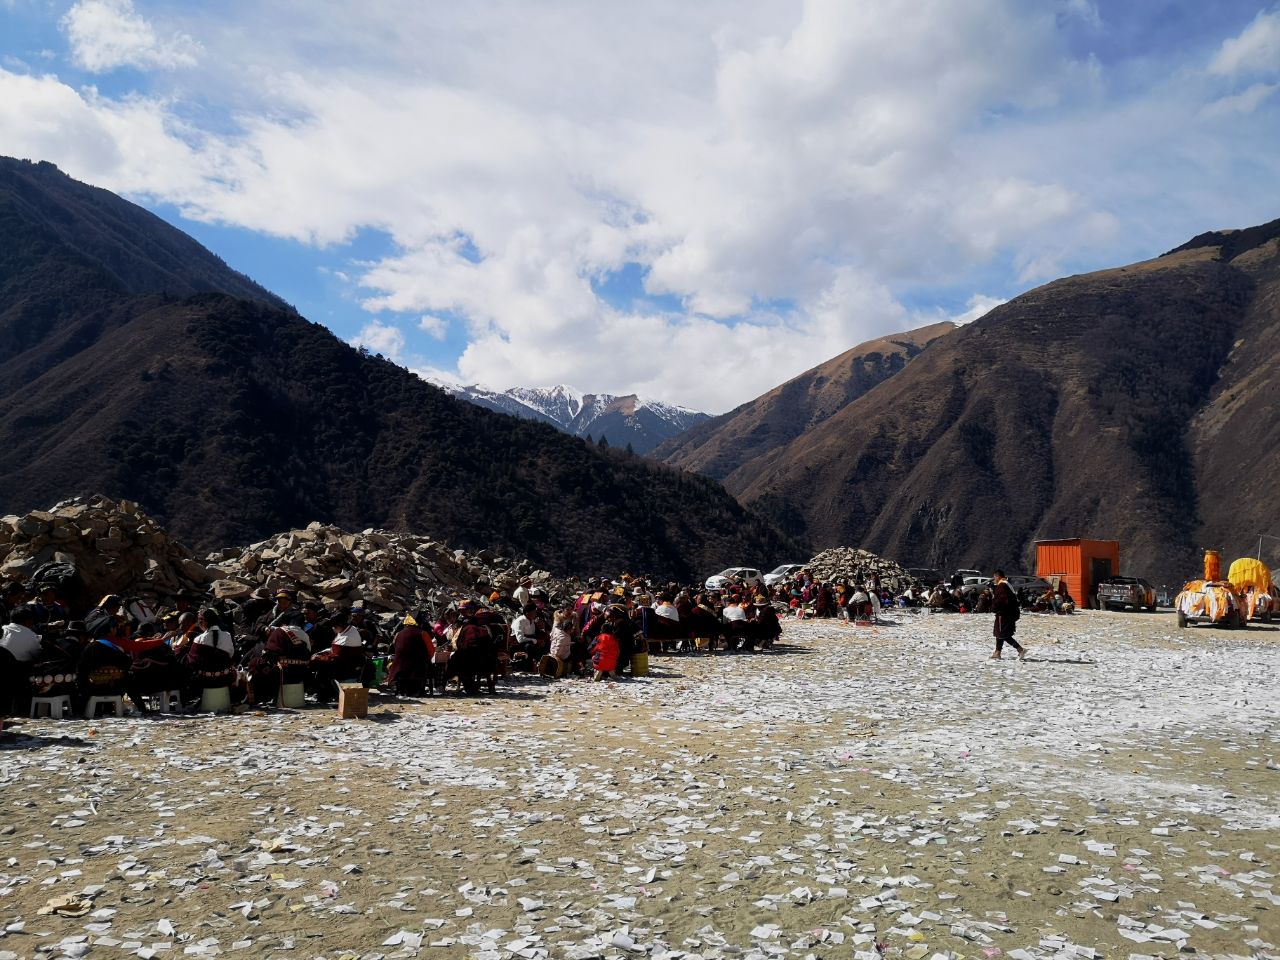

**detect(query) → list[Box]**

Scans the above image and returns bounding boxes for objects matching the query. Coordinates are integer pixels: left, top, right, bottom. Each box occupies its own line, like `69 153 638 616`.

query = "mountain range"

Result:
6 154 1277 589
438 382 709 454
0 156 797 579
658 222 1280 586
654 321 957 479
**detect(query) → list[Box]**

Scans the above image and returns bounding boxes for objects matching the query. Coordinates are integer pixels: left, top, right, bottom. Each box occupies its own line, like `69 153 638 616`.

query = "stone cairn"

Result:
0 496 211 607
205 524 565 614
0 496 568 616
805 546 916 594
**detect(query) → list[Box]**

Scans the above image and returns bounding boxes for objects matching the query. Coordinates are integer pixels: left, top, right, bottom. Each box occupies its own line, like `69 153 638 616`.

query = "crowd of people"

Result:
0 570 790 720
769 568 1074 618
0 562 1062 721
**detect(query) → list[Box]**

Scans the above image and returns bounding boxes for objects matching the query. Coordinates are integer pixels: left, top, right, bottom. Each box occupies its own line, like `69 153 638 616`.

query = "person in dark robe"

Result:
120 622 186 708
76 619 138 713
990 571 1026 661
387 613 435 696
244 625 311 704
183 608 238 701
747 598 782 650
309 610 366 701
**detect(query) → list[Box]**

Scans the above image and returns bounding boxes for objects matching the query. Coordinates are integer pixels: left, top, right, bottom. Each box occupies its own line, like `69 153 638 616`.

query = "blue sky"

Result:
1 0 1278 411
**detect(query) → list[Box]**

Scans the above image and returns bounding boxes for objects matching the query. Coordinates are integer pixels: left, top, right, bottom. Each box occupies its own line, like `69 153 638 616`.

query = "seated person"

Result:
588 627 620 680
0 606 43 716
508 603 546 669
126 622 187 705
183 608 238 701
847 589 873 620
77 617 138 713
310 609 367 699
387 613 435 696
244 624 313 703
743 597 781 650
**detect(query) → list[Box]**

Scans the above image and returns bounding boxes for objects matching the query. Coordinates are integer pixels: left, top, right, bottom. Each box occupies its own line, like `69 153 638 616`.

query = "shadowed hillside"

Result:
722 227 1280 584
655 322 956 479
0 157 799 578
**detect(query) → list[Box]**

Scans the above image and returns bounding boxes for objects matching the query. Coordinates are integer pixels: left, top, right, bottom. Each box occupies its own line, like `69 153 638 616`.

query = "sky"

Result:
1 1 1277 413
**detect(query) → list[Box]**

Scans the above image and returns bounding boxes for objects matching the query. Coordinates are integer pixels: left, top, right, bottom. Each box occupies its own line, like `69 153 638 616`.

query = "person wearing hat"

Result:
33 584 69 626
84 595 123 642
75 609 137 713
253 589 299 637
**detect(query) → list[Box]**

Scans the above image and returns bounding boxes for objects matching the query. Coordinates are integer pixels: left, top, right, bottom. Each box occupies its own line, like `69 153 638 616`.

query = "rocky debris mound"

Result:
806 546 914 591
205 523 568 613
0 496 212 608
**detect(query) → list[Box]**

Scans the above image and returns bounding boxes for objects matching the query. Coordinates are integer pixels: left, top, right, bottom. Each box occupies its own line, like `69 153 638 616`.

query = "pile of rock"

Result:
805 546 915 591
204 523 568 614
0 496 212 606
0 497 576 618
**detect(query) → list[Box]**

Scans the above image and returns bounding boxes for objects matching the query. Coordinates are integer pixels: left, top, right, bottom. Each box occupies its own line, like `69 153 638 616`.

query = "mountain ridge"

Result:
712 235 1279 584
439 381 711 454
654 321 957 480
0 156 799 578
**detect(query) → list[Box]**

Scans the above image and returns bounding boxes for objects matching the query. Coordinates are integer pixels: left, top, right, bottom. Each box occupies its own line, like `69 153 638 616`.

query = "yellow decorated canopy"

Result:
1228 557 1273 593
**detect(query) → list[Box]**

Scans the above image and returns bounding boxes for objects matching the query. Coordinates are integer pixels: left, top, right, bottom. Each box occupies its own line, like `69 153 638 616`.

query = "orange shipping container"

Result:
1035 539 1120 609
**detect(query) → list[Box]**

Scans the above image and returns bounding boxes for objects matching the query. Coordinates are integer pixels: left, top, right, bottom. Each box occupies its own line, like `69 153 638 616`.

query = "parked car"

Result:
1006 575 1052 596
763 564 806 587
906 567 943 585
1097 577 1157 612
1176 580 1245 629
705 567 763 591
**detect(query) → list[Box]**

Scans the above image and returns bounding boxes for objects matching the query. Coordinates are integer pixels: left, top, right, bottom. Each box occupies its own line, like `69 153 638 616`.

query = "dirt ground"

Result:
2 609 1277 960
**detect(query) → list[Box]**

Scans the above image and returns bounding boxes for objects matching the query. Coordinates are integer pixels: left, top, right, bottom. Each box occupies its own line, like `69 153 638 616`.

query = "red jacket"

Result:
589 632 620 672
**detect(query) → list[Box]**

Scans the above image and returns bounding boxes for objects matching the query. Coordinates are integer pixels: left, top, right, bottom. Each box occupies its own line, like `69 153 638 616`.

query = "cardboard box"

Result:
337 683 368 719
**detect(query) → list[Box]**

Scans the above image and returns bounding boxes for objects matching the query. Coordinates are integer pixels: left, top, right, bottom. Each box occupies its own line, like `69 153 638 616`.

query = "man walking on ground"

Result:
990 570 1026 661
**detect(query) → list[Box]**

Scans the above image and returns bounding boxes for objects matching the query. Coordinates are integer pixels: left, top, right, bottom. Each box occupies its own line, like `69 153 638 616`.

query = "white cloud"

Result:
417 315 449 340
948 294 1008 326
1201 81 1279 118
1210 8 1280 76
349 320 406 360
61 0 199 73
2 2 1277 411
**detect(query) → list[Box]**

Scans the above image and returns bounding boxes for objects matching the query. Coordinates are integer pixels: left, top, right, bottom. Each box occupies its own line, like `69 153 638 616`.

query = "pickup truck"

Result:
1097 577 1157 612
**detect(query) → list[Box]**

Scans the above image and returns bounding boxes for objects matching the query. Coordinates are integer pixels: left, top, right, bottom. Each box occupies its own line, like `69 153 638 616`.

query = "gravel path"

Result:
2 610 1277 960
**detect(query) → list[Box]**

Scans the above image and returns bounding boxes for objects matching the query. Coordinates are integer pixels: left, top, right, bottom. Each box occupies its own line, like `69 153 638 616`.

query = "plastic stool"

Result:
146 690 183 714
199 686 232 713
30 695 73 719
278 682 305 708
84 696 125 719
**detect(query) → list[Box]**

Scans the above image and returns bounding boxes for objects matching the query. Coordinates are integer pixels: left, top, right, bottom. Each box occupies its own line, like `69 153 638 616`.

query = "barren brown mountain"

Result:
0 157 798 577
689 223 1280 586
654 322 956 479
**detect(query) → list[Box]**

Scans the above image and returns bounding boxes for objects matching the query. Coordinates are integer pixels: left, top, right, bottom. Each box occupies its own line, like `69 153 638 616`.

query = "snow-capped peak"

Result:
431 379 712 454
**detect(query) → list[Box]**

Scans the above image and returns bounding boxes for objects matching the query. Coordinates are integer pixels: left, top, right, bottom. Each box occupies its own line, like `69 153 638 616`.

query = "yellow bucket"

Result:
630 653 649 676
694 637 711 650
